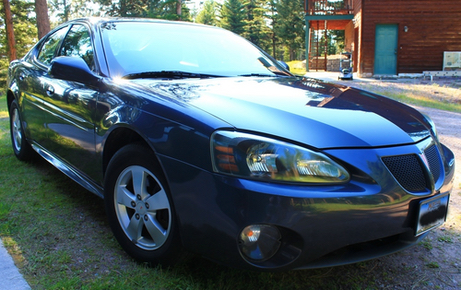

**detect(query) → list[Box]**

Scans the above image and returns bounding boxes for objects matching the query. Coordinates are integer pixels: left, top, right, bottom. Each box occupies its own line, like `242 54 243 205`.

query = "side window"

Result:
59 24 95 71
37 27 68 65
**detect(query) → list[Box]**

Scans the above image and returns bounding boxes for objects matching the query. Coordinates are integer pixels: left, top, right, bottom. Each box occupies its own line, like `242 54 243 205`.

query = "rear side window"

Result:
37 27 68 65
59 24 95 70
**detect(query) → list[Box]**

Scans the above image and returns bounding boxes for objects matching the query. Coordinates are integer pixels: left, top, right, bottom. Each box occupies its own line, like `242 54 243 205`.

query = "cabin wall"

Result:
358 0 461 76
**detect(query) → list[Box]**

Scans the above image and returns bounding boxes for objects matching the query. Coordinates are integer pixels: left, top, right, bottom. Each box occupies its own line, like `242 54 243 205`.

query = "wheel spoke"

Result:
145 188 169 211
126 214 143 241
131 167 148 200
116 186 136 209
144 215 167 245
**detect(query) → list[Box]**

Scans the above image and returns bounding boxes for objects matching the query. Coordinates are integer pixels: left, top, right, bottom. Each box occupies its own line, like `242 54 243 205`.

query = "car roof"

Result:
66 17 222 30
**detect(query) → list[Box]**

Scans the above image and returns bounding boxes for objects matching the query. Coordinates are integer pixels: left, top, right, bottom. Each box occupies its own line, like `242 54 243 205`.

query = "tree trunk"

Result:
2 0 17 61
35 0 51 39
176 0 182 20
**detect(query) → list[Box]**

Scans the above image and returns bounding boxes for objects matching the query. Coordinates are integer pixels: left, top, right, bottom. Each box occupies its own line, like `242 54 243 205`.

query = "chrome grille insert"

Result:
382 142 443 193
425 144 441 182
382 154 427 192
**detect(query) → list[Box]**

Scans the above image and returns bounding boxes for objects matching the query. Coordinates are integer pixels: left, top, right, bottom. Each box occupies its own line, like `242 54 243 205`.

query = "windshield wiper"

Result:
123 71 222 80
238 73 276 77
239 71 291 77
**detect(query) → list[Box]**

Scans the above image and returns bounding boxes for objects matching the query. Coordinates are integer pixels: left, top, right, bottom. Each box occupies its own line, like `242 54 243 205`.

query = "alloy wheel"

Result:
114 165 172 250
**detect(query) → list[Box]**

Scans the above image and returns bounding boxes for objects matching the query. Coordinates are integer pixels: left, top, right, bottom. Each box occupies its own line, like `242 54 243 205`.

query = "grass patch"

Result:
0 93 384 290
354 83 461 113
420 240 433 251
438 235 453 243
0 93 7 118
287 60 306 76
426 262 440 269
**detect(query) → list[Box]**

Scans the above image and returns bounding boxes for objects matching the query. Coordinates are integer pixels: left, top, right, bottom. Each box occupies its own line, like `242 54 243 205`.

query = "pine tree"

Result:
275 0 304 61
219 0 245 35
49 0 97 23
96 0 190 21
0 0 37 86
196 0 218 26
241 0 270 51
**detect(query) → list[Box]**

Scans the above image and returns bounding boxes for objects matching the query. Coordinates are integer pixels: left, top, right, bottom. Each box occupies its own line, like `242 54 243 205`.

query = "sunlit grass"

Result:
353 82 461 113
287 60 306 76
0 94 7 118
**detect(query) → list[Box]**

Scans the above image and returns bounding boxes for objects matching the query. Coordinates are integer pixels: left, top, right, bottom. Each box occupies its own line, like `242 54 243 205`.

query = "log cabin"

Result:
305 0 461 77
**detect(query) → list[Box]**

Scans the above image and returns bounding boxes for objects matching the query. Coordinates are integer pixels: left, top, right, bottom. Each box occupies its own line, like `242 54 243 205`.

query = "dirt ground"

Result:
333 77 461 289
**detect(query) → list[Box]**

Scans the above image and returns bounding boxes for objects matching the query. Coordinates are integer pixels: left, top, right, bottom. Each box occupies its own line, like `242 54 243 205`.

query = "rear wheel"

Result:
9 100 34 161
104 144 182 266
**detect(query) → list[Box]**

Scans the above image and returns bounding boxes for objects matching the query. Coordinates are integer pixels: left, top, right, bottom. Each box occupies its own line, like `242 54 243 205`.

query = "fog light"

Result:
239 225 281 261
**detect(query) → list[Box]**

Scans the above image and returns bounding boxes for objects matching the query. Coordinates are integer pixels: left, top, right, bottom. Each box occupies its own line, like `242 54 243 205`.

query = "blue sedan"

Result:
7 18 455 271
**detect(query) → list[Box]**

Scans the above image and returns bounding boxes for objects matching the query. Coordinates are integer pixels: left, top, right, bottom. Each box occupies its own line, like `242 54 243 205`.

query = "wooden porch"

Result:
305 0 354 15
304 0 355 71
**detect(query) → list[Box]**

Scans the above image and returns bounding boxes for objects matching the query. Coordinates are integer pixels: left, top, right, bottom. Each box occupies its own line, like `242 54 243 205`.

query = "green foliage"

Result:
94 0 191 21
49 0 100 23
331 30 345 53
420 240 433 250
274 0 305 61
0 0 37 88
426 261 440 269
241 0 271 51
438 235 453 243
196 0 219 26
9 0 38 55
219 0 246 35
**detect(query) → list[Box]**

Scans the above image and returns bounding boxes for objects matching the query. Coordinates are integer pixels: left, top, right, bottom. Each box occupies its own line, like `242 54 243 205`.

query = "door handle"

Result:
46 86 55 96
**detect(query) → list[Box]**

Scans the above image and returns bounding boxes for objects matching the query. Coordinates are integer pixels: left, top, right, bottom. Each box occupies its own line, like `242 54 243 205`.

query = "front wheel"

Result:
104 144 182 266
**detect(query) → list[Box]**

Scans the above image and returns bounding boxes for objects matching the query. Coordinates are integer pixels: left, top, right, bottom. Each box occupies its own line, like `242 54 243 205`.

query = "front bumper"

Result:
159 141 455 270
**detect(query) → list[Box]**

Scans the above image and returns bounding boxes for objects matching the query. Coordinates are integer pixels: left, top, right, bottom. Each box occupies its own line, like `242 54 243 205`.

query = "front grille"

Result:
382 144 442 193
382 154 428 192
425 145 441 182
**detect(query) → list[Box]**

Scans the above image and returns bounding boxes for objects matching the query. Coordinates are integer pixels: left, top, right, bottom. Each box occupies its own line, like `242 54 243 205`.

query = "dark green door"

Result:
374 24 398 75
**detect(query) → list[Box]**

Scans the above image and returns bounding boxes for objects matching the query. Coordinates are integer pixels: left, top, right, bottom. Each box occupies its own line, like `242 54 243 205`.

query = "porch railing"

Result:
305 0 353 15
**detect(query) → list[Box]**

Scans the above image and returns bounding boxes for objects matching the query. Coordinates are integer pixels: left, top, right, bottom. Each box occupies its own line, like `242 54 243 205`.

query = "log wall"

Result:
359 0 461 75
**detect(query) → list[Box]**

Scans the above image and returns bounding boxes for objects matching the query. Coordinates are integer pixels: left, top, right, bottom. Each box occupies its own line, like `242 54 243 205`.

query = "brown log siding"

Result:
359 0 461 75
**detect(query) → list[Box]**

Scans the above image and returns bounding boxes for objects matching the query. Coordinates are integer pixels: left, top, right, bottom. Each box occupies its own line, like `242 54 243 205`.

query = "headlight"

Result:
211 131 350 184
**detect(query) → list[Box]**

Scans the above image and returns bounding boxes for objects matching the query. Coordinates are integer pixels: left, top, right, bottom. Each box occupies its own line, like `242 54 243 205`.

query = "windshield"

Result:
100 21 290 78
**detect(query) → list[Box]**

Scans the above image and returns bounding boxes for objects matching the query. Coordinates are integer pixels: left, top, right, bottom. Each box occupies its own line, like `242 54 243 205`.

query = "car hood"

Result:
141 77 432 149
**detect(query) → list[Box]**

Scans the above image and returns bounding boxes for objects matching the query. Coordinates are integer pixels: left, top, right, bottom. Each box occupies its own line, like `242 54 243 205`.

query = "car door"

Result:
44 24 100 179
18 26 70 148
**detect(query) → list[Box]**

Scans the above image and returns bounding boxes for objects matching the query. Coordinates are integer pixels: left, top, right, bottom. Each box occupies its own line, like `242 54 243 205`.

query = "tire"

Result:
104 144 182 267
9 100 34 161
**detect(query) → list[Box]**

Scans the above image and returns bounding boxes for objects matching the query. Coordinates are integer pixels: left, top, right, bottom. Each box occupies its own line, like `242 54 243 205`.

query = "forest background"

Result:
0 0 345 86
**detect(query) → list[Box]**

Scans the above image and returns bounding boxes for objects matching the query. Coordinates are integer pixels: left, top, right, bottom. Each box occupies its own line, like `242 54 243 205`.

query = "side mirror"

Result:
49 56 101 88
278 60 290 71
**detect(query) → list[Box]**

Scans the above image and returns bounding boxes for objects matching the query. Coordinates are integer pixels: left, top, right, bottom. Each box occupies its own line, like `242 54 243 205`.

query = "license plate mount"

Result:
416 194 449 236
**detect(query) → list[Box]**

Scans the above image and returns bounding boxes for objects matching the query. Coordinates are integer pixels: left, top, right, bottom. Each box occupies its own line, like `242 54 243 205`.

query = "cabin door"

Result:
374 24 398 75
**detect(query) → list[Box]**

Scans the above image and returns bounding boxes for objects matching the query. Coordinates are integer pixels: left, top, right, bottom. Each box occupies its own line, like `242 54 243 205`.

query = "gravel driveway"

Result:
330 75 461 289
